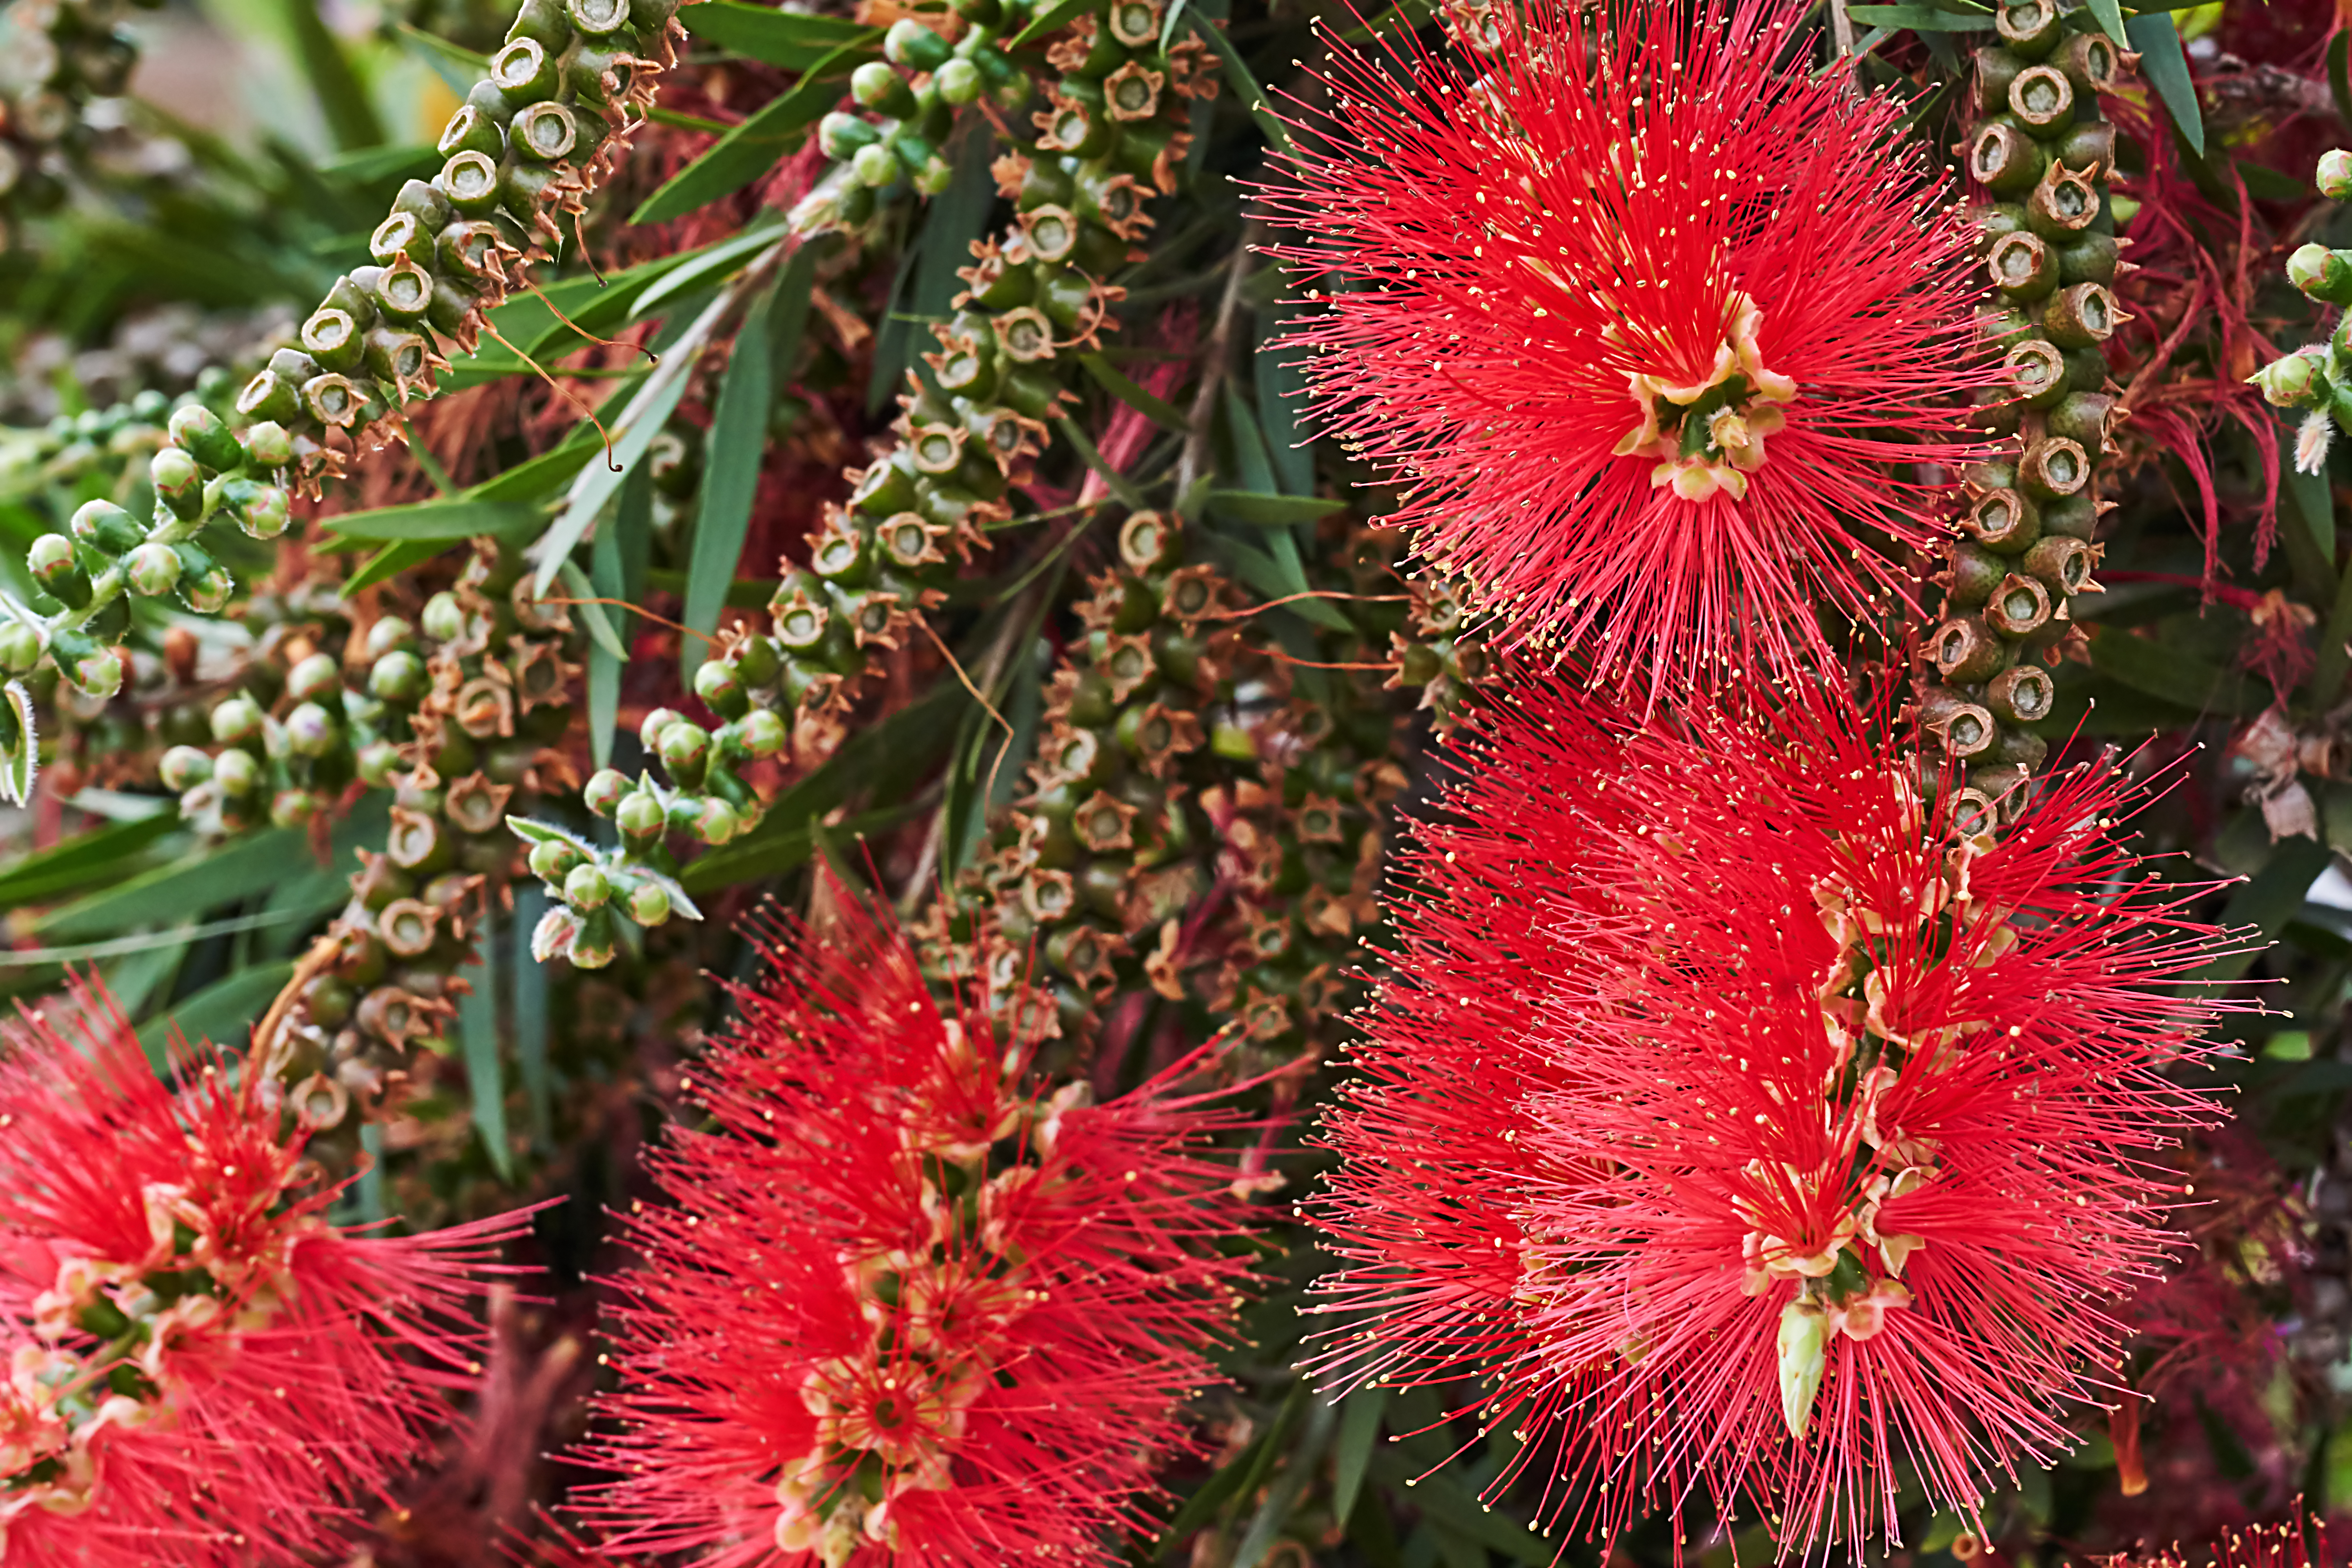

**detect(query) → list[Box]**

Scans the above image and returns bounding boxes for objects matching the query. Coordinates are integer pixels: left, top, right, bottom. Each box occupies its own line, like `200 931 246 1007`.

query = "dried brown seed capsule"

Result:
1934 615 2016 684
1962 486 2042 553
2022 534 2096 597
1986 663 2055 724
1982 572 2053 638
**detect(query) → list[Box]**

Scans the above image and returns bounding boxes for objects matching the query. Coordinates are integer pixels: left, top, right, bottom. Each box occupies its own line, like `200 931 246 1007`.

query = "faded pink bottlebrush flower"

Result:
576 885 1255 1566
1260 0 1987 696
1312 675 2239 1557
0 978 526 1566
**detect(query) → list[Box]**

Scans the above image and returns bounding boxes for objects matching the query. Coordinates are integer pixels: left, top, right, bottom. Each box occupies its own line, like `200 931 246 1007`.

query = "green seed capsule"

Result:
438 150 503 218
371 210 434 269
566 0 630 34
301 374 364 428
491 36 561 106
234 369 302 427
513 99 579 161
438 101 506 159
365 326 434 388
507 0 572 46
372 256 436 322
300 307 367 373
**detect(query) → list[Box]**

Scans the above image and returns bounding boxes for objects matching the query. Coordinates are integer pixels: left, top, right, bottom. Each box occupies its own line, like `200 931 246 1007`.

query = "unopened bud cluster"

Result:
2247 149 2352 480
0 404 297 799
1922 0 2129 829
790 0 1037 236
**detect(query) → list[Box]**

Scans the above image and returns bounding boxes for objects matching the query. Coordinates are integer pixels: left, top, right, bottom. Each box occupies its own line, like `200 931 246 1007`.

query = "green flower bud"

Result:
819 111 881 161
28 534 88 608
365 616 417 659
616 789 666 843
852 141 900 189
530 904 581 964
737 707 788 759
584 768 628 816
529 837 586 881
370 648 428 702
55 636 122 699
70 499 143 555
628 880 671 926
1777 1299 1828 1441
211 695 264 744
284 701 340 757
851 60 917 118
639 707 683 751
693 797 742 844
356 739 404 788
563 862 612 908
693 659 750 719
2321 149 2352 203
934 56 982 105
0 623 38 675
151 446 204 518
421 591 467 642
213 747 261 796
167 403 243 472
125 541 181 596
569 910 617 969
658 719 712 779
271 789 321 829
287 651 342 704
2290 244 2352 307
159 745 212 789
884 18 953 69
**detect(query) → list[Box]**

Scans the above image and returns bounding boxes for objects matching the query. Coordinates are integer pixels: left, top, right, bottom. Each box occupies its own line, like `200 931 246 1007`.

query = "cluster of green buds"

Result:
2247 150 2352 476
0 387 181 501
236 0 688 490
790 0 1040 237
1918 0 2129 832
923 509 1400 1063
508 686 775 966
0 0 155 232
0 405 297 802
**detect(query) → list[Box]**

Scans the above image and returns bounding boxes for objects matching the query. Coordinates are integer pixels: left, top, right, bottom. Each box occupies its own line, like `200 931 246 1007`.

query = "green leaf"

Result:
2237 160 2308 202
38 829 311 938
459 922 512 1182
2285 448 2336 590
322 498 544 543
395 21 488 94
632 41 871 223
3 681 35 808
586 468 652 767
1078 352 1189 433
0 812 180 908
1252 299 1316 496
1844 4 1992 29
1054 416 1150 511
1183 11 1292 152
869 131 998 414
1331 1387 1387 1525
2127 11 2205 158
680 270 780 688
1013 0 1095 44
345 537 452 594
630 216 791 321
2087 626 2263 717
2198 833 2333 983
314 144 439 184
136 960 297 1063
1368 1453 1550 1564
2084 0 2130 45
277 0 383 151
681 2 875 69
1204 490 1345 526
1233 1394 1339 1568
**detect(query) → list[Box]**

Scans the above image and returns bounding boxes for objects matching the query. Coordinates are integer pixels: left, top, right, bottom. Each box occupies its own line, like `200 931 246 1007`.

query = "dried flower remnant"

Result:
580 884 1254 1566
1262 0 1985 694
1312 677 2238 1558
0 979 524 1566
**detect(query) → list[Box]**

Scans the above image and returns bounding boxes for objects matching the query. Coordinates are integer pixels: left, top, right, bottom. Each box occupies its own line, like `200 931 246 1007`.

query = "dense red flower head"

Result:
1261 0 1987 694
1313 677 2238 1558
578 884 1255 1567
0 979 523 1566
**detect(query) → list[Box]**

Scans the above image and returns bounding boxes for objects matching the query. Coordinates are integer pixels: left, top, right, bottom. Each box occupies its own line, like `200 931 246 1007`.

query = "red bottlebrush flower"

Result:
577 886 1254 1566
1312 677 2239 1557
1261 0 1985 694
0 979 524 1566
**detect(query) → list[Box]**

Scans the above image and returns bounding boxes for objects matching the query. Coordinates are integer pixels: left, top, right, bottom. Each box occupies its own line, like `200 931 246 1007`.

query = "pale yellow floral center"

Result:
1612 292 1799 503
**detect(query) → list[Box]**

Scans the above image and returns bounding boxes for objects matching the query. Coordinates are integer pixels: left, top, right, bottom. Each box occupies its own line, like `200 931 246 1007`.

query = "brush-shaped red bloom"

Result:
1313 678 2238 1558
1261 0 1986 694
0 979 523 1566
578 887 1254 1567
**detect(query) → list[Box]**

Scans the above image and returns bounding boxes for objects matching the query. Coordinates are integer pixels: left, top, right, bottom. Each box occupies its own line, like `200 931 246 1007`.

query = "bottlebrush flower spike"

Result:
1312 677 2240 1558
1261 0 1986 696
577 882 1255 1567
0 977 525 1566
